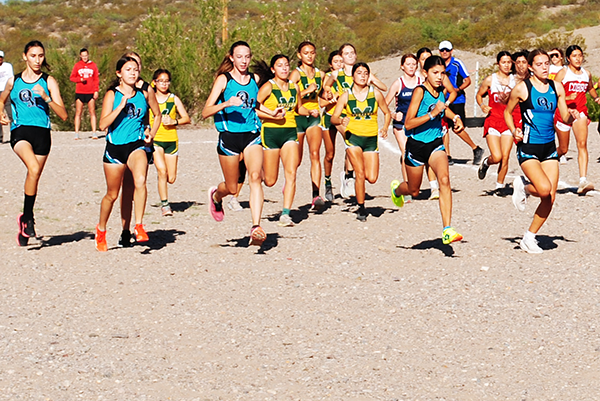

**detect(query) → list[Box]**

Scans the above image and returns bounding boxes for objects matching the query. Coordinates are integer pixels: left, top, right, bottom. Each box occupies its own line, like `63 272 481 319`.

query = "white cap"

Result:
438 41 453 51
0 51 4 58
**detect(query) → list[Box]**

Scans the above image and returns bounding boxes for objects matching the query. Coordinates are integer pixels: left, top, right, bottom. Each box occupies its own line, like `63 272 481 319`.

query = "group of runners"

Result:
0 39 596 254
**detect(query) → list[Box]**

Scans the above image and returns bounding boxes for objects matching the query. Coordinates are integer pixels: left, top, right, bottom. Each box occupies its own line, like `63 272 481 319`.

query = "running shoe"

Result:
227 197 243 211
74 134 80 140
473 146 484 165
312 196 325 210
447 155 454 166
17 232 28 246
339 171 349 199
356 208 368 222
390 180 405 208
559 155 568 164
442 227 463 245
520 236 543 254
324 185 334 202
118 230 133 248
23 218 36 238
208 186 224 221
577 179 594 196
249 225 266 246
95 225 108 252
429 189 439 200
134 224 149 242
404 194 413 204
16 214 29 246
278 214 294 227
347 177 356 197
161 205 173 216
478 156 489 180
92 133 98 140
512 176 528 212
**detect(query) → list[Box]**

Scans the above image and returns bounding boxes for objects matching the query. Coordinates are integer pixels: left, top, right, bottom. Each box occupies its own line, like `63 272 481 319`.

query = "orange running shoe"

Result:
95 225 108 252
134 224 149 242
249 225 266 247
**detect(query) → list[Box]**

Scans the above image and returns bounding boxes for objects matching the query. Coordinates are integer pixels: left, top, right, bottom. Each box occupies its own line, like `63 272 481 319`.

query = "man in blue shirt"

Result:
439 40 483 165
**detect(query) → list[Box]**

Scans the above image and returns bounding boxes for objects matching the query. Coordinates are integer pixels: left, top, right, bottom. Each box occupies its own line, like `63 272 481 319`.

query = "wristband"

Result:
445 100 450 107
595 97 599 101
45 97 52 104
428 112 435 121
453 115 460 123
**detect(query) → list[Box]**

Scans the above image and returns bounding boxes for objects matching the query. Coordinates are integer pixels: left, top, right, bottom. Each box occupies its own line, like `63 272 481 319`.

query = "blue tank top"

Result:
214 72 261 133
520 79 557 144
395 77 422 124
106 87 147 145
10 72 51 130
406 85 445 143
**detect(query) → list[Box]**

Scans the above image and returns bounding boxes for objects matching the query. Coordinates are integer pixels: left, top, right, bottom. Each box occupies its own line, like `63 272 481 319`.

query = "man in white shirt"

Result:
0 50 14 143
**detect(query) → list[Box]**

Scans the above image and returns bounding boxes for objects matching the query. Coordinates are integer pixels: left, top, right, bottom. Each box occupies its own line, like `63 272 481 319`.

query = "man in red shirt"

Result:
70 48 99 139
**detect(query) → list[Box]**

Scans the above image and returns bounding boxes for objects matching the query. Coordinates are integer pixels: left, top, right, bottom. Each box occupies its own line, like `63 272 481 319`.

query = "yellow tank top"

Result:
295 67 322 111
150 93 178 142
344 85 378 137
262 79 298 128
324 71 339 115
336 68 354 96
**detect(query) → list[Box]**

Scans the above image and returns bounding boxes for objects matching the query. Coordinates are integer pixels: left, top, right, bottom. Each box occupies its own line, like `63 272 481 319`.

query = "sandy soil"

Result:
2 25 600 400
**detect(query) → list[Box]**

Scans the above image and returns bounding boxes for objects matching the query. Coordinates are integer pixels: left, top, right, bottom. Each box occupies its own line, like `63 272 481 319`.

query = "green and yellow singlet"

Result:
295 66 322 111
262 79 298 128
151 93 178 142
335 68 354 96
344 85 378 137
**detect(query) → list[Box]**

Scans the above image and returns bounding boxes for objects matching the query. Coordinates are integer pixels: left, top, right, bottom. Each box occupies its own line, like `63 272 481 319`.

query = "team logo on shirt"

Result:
125 103 143 118
19 89 36 107
278 96 296 111
537 97 554 111
352 106 373 120
236 90 255 109
567 82 587 93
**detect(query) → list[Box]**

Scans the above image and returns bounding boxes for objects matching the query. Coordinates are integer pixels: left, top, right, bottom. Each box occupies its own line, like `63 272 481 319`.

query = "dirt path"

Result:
1 118 599 399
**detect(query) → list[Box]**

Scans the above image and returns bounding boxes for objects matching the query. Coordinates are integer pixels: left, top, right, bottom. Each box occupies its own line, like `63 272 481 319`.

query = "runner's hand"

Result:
228 97 243 107
513 128 523 143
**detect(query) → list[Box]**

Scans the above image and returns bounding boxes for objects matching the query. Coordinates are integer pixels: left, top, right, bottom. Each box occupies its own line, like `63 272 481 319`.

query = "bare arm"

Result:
99 90 126 131
504 81 526 141
369 73 387 92
476 75 492 115
201 75 242 119
0 76 14 125
172 95 191 125
34 76 67 121
443 76 457 105
375 89 391 139
146 89 162 140
330 91 349 134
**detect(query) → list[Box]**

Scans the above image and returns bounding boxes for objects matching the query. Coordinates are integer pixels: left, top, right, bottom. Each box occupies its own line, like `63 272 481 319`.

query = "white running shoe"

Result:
340 171 349 199
512 176 528 212
278 214 294 227
227 197 243 211
577 179 594 196
347 177 356 197
429 189 439 200
520 236 543 254
559 155 567 164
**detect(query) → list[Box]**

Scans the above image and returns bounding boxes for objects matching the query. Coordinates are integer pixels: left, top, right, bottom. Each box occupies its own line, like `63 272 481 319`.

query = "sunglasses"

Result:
549 53 560 58
440 48 451 52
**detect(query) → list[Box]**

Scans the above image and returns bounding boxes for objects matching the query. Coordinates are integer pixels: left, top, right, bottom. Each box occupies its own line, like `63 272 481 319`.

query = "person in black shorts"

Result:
70 48 99 139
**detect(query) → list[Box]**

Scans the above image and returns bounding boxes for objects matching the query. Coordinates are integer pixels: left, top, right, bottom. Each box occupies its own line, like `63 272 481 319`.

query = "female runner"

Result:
321 50 344 201
149 68 191 216
390 55 464 245
0 40 67 246
202 41 283 247
95 56 161 251
476 51 518 193
331 62 391 221
553 45 599 195
547 47 564 80
323 43 387 199
289 41 325 208
416 47 457 199
255 54 310 226
385 53 422 198
504 49 578 254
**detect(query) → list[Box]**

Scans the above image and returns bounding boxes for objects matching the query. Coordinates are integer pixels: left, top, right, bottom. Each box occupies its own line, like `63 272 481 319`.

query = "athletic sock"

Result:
325 176 332 186
312 189 319 198
282 208 290 216
580 177 587 183
524 230 536 241
358 203 366 213
429 180 439 190
495 182 504 189
23 193 36 221
161 199 169 207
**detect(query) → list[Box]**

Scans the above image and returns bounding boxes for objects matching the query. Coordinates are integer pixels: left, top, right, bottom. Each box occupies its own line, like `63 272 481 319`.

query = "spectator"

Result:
70 48 99 139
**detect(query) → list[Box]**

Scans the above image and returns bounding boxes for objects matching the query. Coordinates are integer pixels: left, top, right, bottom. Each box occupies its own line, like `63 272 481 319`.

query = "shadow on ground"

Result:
220 232 280 254
397 238 460 257
503 235 575 251
28 231 94 250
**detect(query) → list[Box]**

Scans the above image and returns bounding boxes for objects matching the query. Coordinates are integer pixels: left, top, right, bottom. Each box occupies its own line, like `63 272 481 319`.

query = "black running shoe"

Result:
473 146 484 165
118 230 133 248
356 209 368 222
478 157 489 180
447 155 454 166
23 218 36 238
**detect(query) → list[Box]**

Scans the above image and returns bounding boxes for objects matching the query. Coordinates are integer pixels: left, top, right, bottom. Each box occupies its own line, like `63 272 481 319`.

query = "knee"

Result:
133 174 147 189
248 170 262 184
438 175 451 188
537 183 553 199
366 175 378 184
310 148 320 160
27 165 42 180
408 186 420 198
167 174 177 185
263 177 276 188
324 150 335 163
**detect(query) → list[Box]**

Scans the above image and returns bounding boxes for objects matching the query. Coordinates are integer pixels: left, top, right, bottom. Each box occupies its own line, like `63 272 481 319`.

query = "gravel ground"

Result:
0 116 599 400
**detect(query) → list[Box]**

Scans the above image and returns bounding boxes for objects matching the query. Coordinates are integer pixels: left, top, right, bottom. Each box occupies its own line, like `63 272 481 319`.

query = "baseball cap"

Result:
438 41 453 51
0 51 4 58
